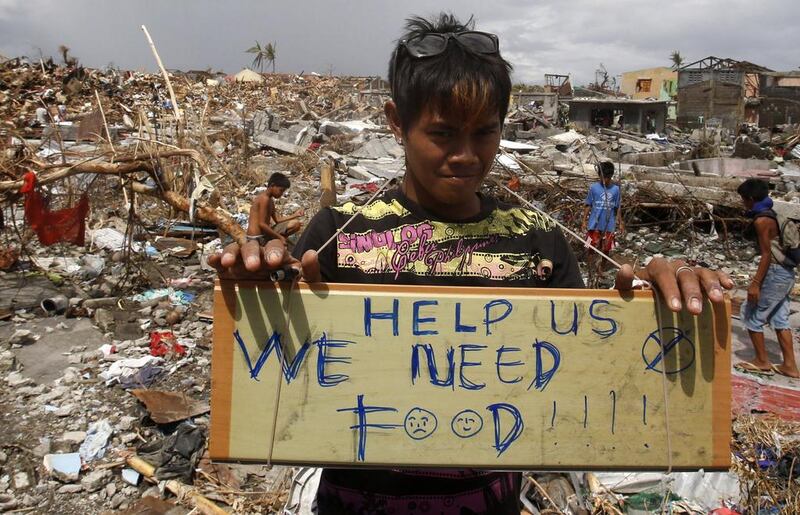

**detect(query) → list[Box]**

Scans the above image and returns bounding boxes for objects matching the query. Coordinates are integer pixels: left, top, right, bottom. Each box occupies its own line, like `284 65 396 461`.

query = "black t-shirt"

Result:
291 188 584 514
293 188 583 289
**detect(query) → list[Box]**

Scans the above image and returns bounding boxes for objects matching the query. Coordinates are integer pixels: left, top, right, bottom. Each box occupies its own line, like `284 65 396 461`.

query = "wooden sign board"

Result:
210 280 731 471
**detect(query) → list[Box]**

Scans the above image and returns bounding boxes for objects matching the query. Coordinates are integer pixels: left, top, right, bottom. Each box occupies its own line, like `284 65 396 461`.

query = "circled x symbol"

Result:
641 327 695 374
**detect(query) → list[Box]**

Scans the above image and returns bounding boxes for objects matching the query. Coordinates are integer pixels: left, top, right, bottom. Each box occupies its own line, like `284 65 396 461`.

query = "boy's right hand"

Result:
208 239 321 282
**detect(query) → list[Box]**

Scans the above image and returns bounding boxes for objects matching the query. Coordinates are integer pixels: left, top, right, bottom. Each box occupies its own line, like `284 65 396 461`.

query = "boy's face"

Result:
269 185 287 198
388 101 501 216
740 194 754 211
600 174 613 187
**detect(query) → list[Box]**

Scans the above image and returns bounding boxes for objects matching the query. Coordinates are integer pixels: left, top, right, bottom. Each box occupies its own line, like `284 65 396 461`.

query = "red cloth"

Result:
149 331 186 357
22 171 89 246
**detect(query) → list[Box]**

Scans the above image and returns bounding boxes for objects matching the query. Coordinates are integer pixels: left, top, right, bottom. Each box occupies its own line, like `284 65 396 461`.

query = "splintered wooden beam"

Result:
210 281 731 471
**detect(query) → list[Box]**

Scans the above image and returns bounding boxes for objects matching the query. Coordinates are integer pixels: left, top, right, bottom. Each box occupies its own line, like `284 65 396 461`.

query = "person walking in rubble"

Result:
246 172 304 246
212 13 732 514
735 178 799 378
582 161 624 280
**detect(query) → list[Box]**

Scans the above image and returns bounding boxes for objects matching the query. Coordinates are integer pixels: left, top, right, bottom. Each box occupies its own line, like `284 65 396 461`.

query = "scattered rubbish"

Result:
132 288 196 306
99 343 117 357
90 228 135 252
99 355 164 387
131 388 209 424
43 453 82 482
41 295 69 315
121 467 141 486
149 331 187 358
138 421 207 482
79 419 113 462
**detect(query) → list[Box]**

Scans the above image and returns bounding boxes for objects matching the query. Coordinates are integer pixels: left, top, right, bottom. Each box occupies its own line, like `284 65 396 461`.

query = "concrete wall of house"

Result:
621 67 677 100
569 102 667 133
677 69 745 130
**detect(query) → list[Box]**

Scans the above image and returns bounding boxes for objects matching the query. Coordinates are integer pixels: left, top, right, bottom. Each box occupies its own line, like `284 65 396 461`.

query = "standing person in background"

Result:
582 161 624 280
735 178 799 378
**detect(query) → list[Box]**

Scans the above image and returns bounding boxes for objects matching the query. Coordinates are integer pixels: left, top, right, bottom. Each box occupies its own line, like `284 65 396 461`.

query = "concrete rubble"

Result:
0 55 799 514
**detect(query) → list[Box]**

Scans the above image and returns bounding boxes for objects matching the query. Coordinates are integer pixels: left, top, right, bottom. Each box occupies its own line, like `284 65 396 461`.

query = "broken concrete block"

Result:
60 431 87 445
80 469 110 492
6 372 31 388
54 405 74 417
254 134 304 155
346 165 377 181
9 329 37 345
43 453 81 482
93 308 115 332
13 472 30 489
548 130 586 145
33 437 51 457
351 138 390 159
57 484 83 494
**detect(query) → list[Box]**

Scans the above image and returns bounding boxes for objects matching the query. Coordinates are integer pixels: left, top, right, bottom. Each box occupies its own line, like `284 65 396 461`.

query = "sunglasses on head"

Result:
391 31 499 97
400 31 499 58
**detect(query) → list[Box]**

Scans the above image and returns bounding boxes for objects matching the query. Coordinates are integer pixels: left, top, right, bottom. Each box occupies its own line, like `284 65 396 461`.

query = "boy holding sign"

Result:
211 12 732 515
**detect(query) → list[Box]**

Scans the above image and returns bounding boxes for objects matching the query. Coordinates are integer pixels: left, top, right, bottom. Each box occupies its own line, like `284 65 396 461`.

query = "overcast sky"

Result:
1 0 797 85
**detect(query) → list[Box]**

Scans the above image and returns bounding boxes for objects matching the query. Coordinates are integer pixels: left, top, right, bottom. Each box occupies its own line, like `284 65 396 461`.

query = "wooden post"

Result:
320 159 337 208
141 25 181 122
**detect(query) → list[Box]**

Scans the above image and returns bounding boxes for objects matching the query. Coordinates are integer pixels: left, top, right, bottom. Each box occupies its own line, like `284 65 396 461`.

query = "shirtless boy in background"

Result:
246 172 304 246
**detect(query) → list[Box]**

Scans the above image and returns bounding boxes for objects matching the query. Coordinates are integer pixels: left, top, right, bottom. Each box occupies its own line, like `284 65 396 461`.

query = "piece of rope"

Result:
315 177 397 255
490 174 632 275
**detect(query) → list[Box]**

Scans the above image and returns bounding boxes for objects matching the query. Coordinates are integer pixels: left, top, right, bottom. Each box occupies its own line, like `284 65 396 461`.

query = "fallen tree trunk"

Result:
0 150 246 245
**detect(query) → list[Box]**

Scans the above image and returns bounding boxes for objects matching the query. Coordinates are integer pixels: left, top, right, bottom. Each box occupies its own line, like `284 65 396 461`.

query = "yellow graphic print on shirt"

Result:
333 202 553 280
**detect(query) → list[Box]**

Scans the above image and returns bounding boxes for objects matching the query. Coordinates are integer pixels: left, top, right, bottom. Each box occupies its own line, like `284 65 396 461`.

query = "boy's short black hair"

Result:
267 172 290 189
597 161 615 178
388 13 513 131
737 178 769 201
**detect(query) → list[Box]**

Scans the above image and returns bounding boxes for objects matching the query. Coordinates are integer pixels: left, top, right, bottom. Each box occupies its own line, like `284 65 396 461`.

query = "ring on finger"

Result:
675 265 694 279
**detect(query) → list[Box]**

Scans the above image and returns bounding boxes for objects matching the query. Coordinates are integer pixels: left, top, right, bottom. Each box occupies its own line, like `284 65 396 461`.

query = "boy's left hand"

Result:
614 257 733 315
747 282 760 304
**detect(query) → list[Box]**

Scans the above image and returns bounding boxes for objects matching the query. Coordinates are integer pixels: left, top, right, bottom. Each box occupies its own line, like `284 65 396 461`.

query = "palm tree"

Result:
246 41 268 74
265 42 276 74
670 50 684 70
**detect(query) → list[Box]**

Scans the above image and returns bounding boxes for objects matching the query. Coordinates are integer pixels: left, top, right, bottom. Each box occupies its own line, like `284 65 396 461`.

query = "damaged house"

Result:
620 66 678 120
676 56 800 130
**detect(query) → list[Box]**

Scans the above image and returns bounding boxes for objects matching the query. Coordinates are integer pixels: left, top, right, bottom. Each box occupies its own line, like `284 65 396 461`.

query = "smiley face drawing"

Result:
451 409 484 439
404 407 438 440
